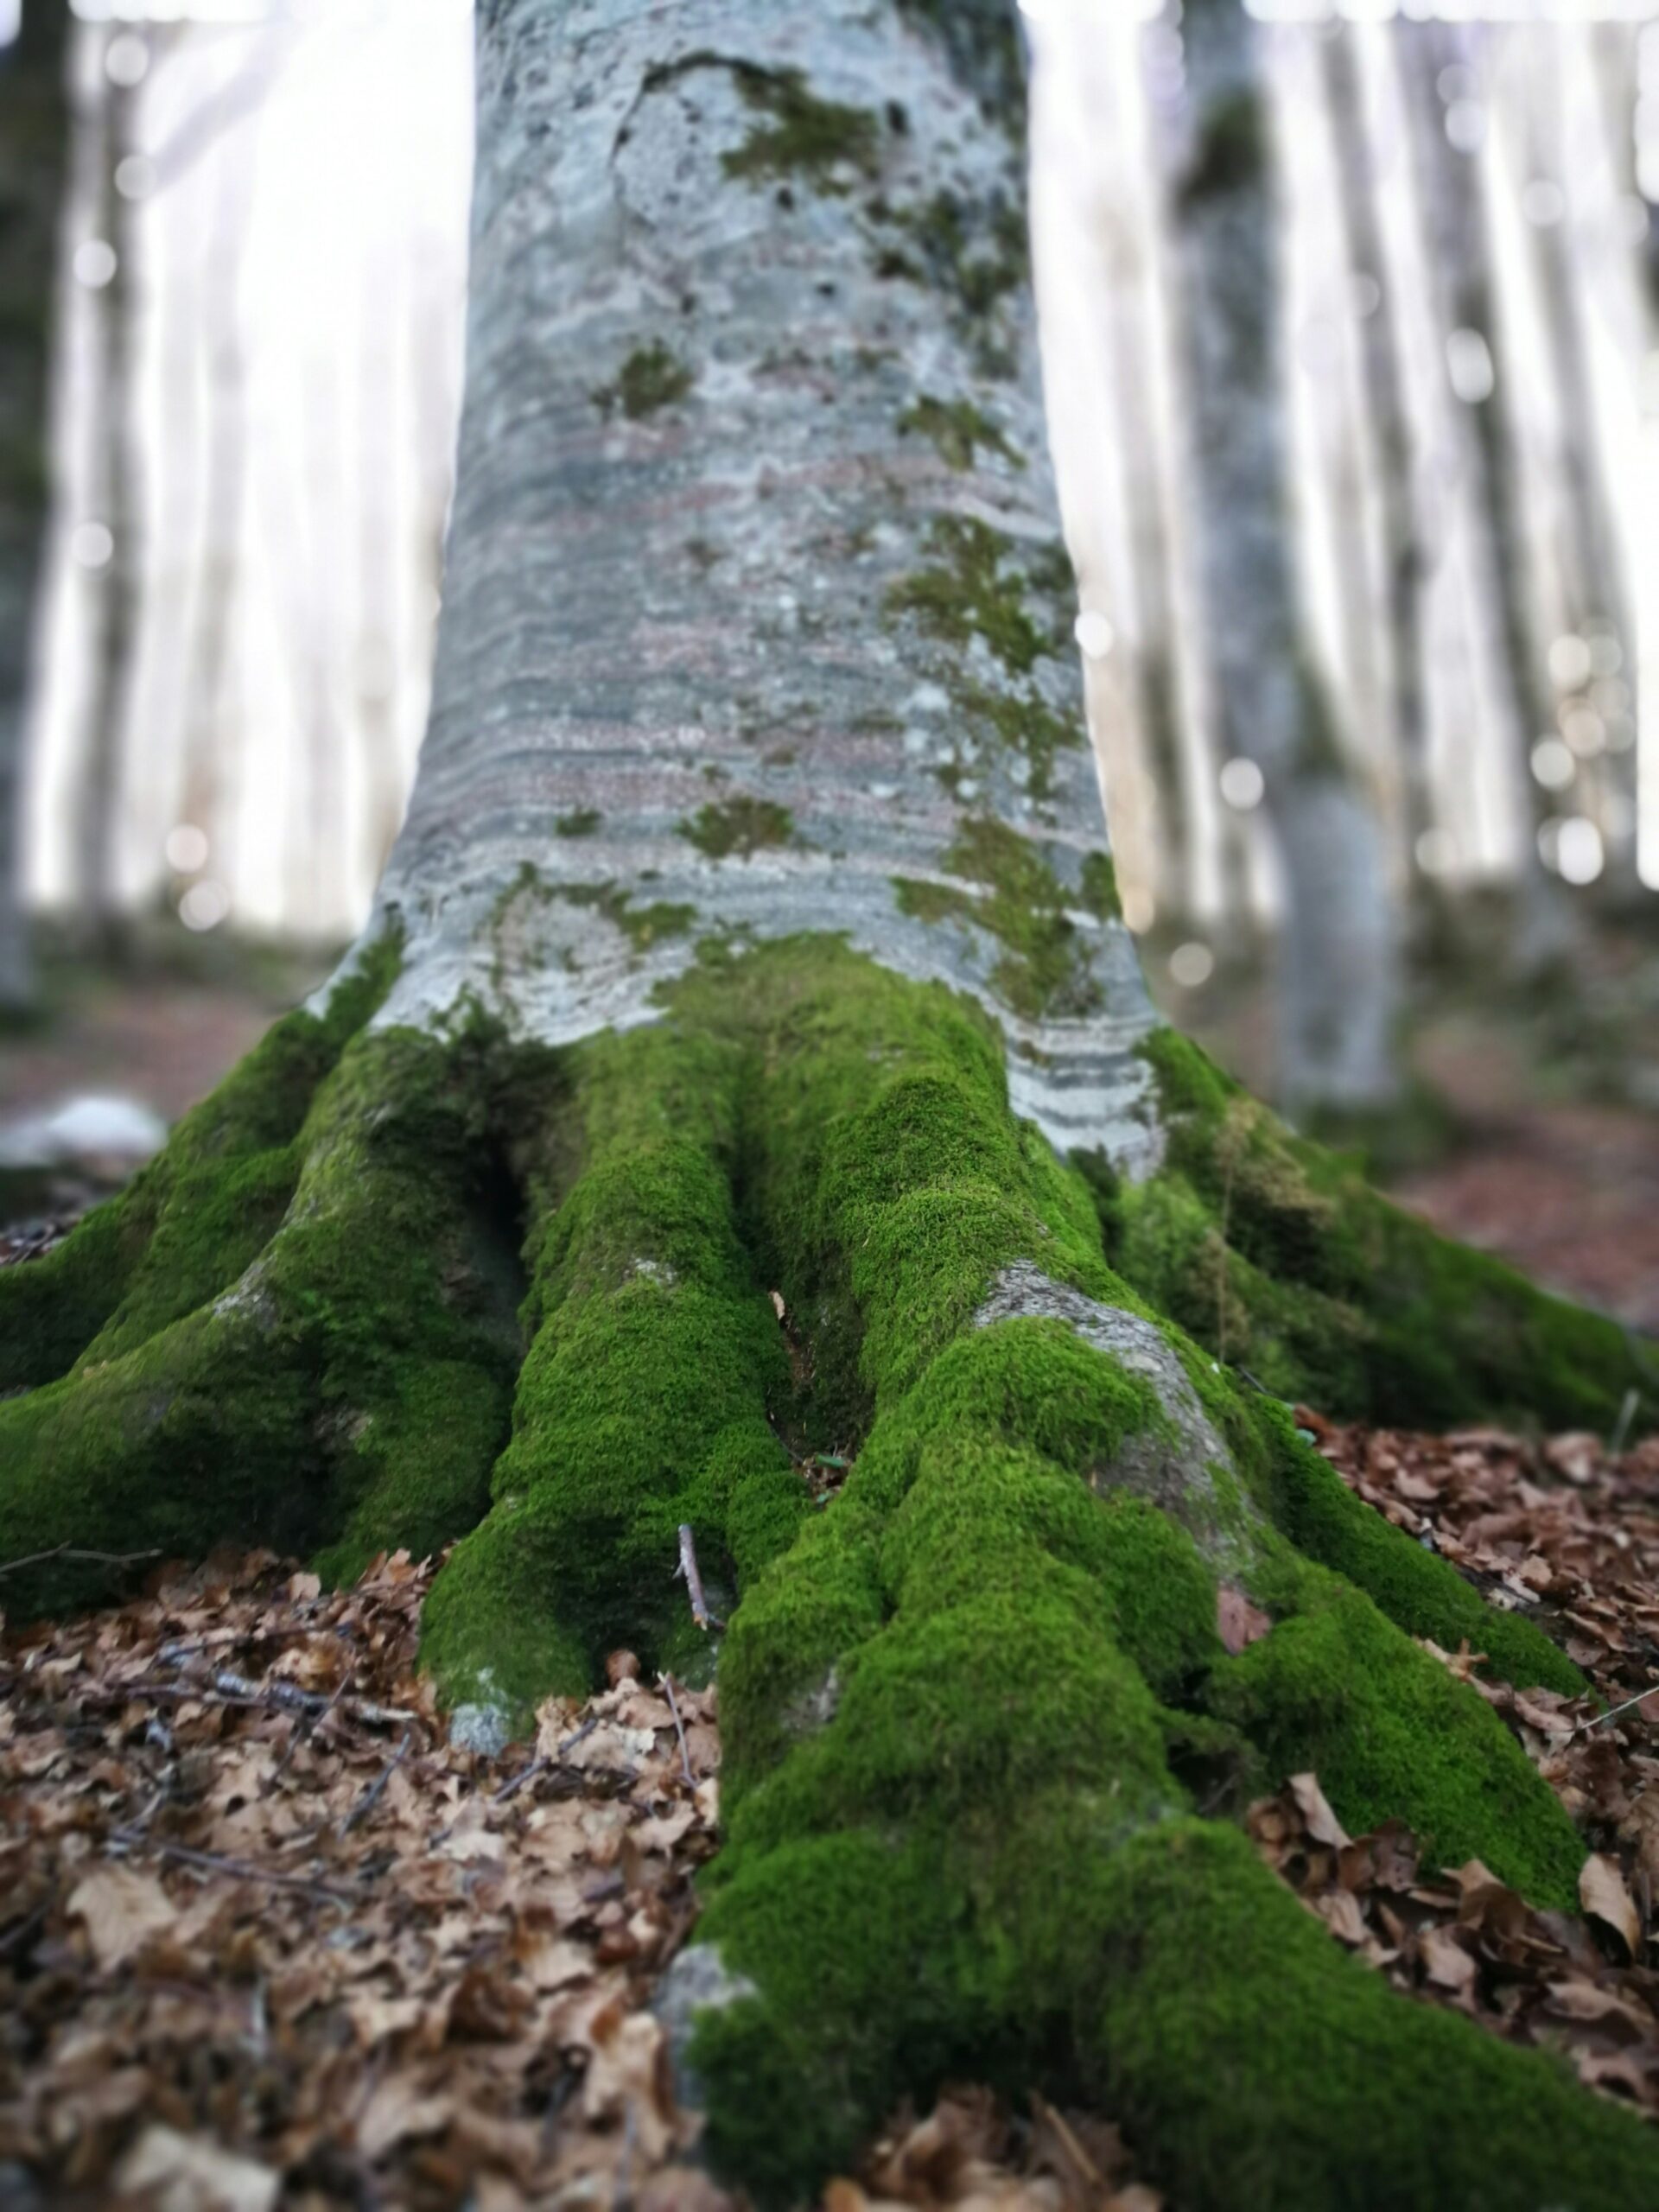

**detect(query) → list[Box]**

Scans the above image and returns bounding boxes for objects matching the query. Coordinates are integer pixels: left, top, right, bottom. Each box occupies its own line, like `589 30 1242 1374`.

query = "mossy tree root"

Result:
3 938 1654 2207
0 946 523 1615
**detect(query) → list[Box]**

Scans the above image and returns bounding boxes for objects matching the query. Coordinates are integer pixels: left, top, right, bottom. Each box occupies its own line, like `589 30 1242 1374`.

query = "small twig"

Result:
272 1665 355 1785
658 1673 695 1789
1573 1683 1659 1738
673 1524 723 1633
340 1732 410 1836
0 1542 162 1579
109 1785 169 1844
145 1840 361 1908
487 1714 600 1808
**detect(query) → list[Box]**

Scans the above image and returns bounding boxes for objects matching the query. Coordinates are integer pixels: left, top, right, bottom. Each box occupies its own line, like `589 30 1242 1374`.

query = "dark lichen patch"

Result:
887 188 1030 327
886 517 1065 677
592 340 695 422
679 798 796 861
893 0 1027 129
956 680 1081 801
555 809 602 839
720 66 880 190
897 395 1024 473
557 882 696 957
1081 851 1122 922
938 817 1103 1023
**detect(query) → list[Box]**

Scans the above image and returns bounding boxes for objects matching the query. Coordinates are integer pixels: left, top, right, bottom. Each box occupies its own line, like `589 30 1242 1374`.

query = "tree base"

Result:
3 933 1655 2206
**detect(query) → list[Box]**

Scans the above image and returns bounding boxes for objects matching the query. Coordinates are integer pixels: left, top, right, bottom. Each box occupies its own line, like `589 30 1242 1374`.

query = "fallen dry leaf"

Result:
1580 1853 1643 1959
67 1864 177 1970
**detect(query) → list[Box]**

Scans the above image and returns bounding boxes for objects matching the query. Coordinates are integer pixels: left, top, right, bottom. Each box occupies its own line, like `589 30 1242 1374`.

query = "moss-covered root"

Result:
0 1000 521 1617
693 1813 1659 2211
416 1020 809 1735
624 945 1649 2205
1105 1027 1655 1430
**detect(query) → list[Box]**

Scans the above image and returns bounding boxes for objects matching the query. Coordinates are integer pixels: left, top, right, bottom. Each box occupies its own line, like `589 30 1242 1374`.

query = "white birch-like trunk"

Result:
0 8 67 1007
1166 0 1400 1113
347 0 1161 1172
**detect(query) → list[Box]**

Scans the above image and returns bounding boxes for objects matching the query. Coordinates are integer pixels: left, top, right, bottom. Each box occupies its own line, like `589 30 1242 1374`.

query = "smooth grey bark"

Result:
0 6 69 1008
1168 0 1401 1113
70 24 148 944
1395 19 1572 963
1320 21 1432 893
349 0 1162 1172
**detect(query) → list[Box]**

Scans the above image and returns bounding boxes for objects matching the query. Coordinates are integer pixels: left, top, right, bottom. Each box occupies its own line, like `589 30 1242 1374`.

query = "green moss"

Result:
0 976 521 1618
557 881 696 955
897 395 1024 473
720 66 880 188
555 809 602 838
900 817 1104 1023
678 797 795 860
0 934 403 1395
885 188 1030 331
1085 1819 1659 2212
1080 852 1121 922
953 682 1081 803
886 516 1062 677
1118 1027 1654 1433
418 1020 807 1723
593 340 695 421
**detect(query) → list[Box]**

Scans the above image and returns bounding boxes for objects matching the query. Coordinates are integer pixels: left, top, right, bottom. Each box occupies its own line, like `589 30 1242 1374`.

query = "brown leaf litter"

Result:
7 1408 1659 2202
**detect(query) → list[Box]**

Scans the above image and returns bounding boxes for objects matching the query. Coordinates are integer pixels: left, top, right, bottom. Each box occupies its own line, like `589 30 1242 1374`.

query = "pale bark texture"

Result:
1320 21 1433 893
1167 0 1401 1114
0 4 67 1007
3 8 1656 2207
1395 19 1571 961
359 0 1157 1165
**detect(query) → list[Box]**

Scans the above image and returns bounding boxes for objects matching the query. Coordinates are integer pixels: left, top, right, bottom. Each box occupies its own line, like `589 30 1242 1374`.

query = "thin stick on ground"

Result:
340 1730 411 1836
141 1841 363 1909
0 1542 161 1579
674 1523 723 1632
486 1713 601 1808
658 1672 695 1789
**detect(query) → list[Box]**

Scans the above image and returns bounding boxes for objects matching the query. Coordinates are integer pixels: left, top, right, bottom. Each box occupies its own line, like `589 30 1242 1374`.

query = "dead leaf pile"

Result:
1262 1410 1659 2114
0 1548 723 2209
1250 1774 1659 2113
0 1548 1161 2210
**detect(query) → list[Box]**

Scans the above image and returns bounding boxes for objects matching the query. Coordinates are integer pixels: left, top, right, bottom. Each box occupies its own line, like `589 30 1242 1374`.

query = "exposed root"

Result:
3 936 1656 2207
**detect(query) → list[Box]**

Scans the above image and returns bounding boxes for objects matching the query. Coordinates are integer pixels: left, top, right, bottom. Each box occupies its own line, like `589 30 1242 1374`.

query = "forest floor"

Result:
4 1382 1659 2208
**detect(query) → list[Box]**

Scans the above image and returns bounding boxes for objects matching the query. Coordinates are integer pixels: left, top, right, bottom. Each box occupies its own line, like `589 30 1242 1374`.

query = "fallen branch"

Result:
673 1524 723 1632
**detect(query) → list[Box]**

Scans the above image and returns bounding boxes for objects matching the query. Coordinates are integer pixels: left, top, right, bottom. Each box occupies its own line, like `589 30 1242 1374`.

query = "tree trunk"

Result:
1 6 1654 2205
0 2 69 1008
1319 21 1434 896
1395 17 1575 967
1167 0 1402 1116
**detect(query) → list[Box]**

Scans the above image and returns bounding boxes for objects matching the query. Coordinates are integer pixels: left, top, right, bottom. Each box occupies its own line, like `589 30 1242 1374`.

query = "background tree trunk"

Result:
0 3 68 1007
1168 0 1401 1116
